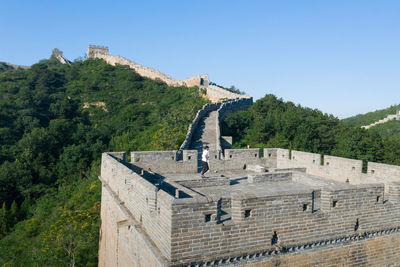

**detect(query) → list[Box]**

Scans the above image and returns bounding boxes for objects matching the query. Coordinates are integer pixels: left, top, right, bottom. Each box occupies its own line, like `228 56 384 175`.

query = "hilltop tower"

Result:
51 48 71 64
87 45 109 58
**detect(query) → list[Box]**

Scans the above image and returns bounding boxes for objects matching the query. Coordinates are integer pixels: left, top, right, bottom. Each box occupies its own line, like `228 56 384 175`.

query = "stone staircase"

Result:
189 110 219 171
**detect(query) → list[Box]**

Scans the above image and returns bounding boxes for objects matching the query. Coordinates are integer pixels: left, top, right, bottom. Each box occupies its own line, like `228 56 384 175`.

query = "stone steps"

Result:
189 110 219 171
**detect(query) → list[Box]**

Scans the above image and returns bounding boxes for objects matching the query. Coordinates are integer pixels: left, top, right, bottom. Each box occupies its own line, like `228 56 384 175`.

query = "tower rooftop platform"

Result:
162 169 358 201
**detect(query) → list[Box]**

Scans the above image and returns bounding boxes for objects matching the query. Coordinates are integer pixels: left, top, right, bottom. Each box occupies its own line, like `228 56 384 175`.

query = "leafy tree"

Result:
0 203 8 237
0 58 208 265
222 94 400 166
39 208 99 267
9 201 18 227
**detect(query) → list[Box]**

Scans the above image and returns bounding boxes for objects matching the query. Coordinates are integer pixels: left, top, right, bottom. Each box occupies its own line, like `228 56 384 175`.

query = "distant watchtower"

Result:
397 108 400 120
87 45 109 58
51 48 64 58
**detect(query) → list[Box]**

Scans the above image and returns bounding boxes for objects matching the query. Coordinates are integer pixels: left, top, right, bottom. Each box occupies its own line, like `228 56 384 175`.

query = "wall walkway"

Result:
362 114 399 129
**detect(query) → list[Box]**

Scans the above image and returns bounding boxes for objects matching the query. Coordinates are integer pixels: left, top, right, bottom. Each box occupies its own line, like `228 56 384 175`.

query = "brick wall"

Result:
100 149 400 266
98 186 169 267
206 85 250 102
245 232 400 267
368 161 400 178
169 183 400 265
131 150 198 174
268 149 364 183
100 153 176 259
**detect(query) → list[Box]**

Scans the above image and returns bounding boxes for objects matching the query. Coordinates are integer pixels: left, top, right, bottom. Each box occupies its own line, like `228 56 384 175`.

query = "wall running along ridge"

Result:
86 45 252 103
361 108 400 129
178 97 253 155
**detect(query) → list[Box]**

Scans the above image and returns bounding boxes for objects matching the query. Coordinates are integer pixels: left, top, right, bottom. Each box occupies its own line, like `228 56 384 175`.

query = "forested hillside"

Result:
2 56 400 267
367 120 400 138
343 104 400 126
0 58 208 266
0 62 17 73
222 95 400 166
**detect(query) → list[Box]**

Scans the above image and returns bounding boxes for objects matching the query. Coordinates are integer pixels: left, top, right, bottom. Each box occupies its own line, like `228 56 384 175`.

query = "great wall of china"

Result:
94 45 400 266
86 45 251 103
361 108 400 129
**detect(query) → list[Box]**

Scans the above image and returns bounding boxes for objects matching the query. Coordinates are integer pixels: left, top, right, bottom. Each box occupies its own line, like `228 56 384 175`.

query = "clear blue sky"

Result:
1 0 400 118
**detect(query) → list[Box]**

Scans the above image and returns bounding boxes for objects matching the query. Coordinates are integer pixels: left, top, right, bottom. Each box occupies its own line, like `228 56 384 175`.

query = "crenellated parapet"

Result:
99 149 400 266
87 45 109 57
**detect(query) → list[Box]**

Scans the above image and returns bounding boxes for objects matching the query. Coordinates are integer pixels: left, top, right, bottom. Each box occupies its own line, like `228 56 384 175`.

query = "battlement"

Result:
99 148 400 266
132 148 264 174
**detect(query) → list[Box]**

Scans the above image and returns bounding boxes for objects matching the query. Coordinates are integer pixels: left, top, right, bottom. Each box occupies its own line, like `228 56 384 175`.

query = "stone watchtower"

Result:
51 48 64 58
87 45 109 58
397 108 400 120
51 48 71 64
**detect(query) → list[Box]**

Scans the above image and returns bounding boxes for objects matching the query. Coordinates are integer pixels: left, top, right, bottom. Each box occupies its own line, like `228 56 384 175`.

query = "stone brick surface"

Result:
99 150 400 266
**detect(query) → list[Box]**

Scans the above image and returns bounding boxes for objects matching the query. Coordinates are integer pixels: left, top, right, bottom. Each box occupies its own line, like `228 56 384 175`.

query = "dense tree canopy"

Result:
222 94 400 166
0 62 17 73
0 58 208 266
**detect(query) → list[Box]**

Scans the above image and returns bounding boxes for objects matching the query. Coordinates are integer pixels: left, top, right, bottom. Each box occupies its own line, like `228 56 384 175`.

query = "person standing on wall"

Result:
201 146 209 178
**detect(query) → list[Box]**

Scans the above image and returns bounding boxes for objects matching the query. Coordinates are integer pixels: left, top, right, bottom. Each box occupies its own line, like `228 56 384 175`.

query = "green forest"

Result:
0 58 208 266
366 120 400 138
1 56 400 266
221 95 400 167
0 63 19 73
342 103 400 138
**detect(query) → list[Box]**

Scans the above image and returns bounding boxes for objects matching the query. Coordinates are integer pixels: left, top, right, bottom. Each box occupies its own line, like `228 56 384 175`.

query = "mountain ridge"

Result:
0 62 29 72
